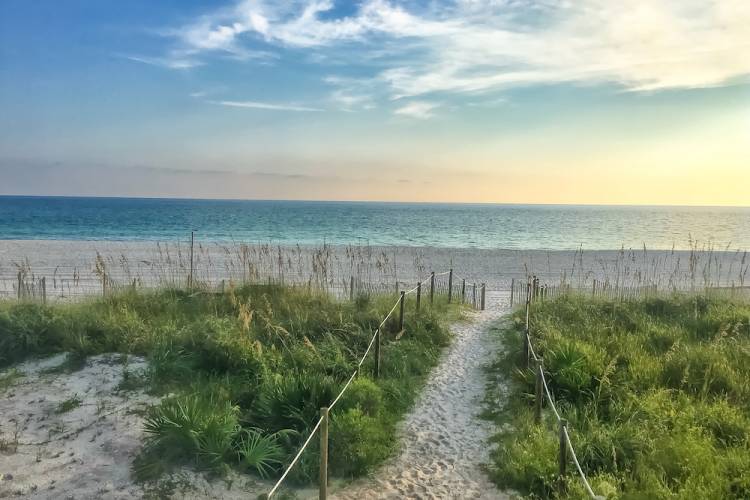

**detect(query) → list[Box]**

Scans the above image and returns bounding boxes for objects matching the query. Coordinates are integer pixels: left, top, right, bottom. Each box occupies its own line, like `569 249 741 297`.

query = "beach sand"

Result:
1 240 746 301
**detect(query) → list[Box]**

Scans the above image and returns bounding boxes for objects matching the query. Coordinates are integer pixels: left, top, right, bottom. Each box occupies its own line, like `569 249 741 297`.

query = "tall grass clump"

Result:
487 294 750 499
0 283 460 486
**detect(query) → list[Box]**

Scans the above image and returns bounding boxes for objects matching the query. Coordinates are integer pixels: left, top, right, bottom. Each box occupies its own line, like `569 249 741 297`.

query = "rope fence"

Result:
509 276 749 307
265 268 482 499
521 278 604 499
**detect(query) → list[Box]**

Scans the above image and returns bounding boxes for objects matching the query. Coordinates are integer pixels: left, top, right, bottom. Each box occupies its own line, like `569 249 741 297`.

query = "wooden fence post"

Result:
558 419 568 495
510 278 515 306
535 360 543 423
481 283 486 310
375 329 381 379
523 329 530 369
592 279 597 297
320 407 329 500
41 277 46 304
461 279 466 304
447 269 453 303
524 285 531 368
17 271 22 301
398 291 405 332
350 276 354 301
416 282 421 312
472 283 477 308
429 272 435 304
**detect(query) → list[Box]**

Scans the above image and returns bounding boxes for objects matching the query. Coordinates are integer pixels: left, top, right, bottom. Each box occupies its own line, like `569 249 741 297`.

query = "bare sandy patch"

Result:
0 354 271 499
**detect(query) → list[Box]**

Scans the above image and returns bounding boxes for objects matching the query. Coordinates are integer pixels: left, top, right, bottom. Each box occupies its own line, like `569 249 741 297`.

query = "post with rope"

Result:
398 291 405 333
534 359 543 423
447 269 453 303
558 418 568 496
429 272 435 305
320 407 329 500
375 329 381 379
523 281 531 368
481 283 486 310
416 282 421 312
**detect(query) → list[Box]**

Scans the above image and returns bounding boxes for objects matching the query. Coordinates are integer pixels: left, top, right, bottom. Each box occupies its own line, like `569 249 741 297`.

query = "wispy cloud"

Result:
211 100 322 112
394 101 439 119
161 0 750 97
124 54 201 70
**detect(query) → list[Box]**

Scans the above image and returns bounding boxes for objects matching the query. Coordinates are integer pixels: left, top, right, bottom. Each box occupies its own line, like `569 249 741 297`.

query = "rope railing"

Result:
522 280 603 499
265 269 477 498
564 426 598 499
266 415 325 498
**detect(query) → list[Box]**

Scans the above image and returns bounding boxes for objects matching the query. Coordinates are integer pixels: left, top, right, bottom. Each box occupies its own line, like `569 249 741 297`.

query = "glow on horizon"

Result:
0 1 748 206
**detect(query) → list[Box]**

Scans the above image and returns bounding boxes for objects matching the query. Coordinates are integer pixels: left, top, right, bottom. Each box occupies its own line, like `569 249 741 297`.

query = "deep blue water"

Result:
0 196 748 250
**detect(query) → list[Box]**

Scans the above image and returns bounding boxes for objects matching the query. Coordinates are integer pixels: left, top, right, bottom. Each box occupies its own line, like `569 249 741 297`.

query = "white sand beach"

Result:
1 240 747 301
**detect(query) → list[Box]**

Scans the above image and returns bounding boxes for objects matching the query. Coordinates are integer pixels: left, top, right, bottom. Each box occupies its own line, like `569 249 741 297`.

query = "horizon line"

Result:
0 193 748 210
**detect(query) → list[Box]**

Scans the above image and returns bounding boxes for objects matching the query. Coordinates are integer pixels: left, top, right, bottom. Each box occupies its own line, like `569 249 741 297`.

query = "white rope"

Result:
564 426 598 499
358 328 379 367
267 415 324 498
539 369 562 422
329 370 358 412
378 298 401 331
528 334 539 362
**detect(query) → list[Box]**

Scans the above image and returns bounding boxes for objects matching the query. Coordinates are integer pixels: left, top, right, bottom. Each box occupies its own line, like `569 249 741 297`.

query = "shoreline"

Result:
1 238 747 253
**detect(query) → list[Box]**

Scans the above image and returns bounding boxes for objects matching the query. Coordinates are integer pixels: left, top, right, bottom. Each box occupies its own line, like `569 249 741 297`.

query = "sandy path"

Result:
332 291 509 500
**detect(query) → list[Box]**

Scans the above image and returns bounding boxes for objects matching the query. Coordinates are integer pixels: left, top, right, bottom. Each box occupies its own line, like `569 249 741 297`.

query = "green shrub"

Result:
339 378 384 417
330 408 393 477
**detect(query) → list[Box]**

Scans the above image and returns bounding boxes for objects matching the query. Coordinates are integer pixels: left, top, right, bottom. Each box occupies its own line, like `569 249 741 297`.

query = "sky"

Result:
0 0 748 205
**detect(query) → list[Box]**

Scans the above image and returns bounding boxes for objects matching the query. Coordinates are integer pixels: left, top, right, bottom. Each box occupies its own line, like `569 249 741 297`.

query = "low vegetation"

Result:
0 284 460 489
487 294 750 499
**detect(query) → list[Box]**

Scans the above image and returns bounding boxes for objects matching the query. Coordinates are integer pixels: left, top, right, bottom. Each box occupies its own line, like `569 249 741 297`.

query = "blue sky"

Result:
1 0 748 205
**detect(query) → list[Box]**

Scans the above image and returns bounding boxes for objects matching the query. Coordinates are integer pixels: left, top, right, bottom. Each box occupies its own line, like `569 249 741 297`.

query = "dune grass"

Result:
486 294 750 499
0 284 462 488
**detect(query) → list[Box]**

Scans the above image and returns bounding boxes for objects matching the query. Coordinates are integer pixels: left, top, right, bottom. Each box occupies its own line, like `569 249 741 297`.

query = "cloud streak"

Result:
155 0 750 106
394 101 439 119
210 100 322 112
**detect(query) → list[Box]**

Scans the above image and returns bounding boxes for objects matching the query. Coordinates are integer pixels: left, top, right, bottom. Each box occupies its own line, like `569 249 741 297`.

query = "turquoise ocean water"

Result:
0 196 748 251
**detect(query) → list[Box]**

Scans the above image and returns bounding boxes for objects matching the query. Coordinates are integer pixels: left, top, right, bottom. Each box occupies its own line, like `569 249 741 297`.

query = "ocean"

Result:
0 196 748 251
